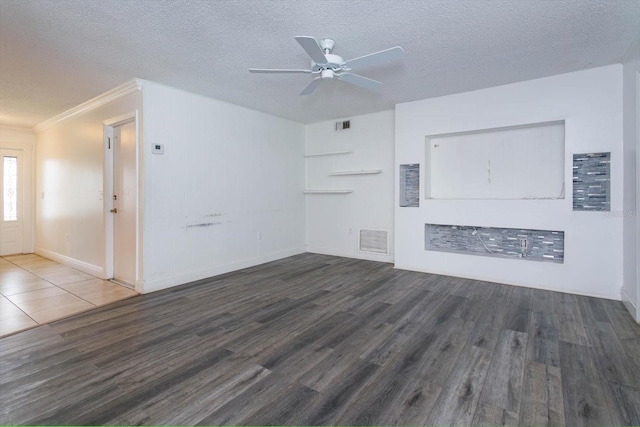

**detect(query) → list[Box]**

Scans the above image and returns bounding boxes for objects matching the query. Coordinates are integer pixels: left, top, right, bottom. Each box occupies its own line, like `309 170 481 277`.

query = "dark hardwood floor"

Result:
1 253 639 425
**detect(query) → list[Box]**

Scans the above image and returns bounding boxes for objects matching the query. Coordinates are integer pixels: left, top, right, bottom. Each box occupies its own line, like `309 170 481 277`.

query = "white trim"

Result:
393 263 621 301
304 150 353 157
103 112 141 289
621 287 639 323
306 245 394 263
0 125 34 134
35 247 105 278
33 79 142 134
103 112 137 127
142 247 306 294
303 190 353 194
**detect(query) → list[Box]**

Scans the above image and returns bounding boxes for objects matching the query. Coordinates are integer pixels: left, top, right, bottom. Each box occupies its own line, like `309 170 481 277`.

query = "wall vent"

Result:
335 120 351 131
359 229 389 254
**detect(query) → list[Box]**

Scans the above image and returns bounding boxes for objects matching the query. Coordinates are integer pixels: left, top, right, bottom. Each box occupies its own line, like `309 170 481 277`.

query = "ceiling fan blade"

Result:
344 46 405 70
295 36 328 64
249 68 312 73
300 77 322 96
338 73 383 91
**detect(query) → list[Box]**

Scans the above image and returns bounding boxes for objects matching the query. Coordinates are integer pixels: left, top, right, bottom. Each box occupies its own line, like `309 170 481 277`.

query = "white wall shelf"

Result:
304 150 353 158
329 169 382 176
303 190 353 194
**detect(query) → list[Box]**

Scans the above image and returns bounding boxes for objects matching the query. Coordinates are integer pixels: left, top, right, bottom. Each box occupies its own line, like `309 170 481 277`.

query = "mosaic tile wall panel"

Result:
425 224 564 264
573 152 610 211
399 164 419 207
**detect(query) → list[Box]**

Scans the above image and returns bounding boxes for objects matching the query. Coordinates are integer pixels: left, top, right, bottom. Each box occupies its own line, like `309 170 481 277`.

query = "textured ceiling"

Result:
1 0 639 128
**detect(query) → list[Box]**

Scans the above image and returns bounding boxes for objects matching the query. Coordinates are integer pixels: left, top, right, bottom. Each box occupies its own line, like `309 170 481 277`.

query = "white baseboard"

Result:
35 248 105 278
621 287 640 322
393 263 621 301
305 245 393 263
142 247 306 294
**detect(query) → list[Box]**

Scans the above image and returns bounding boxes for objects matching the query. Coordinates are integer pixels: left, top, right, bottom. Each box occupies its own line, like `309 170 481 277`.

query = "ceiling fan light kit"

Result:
249 36 405 96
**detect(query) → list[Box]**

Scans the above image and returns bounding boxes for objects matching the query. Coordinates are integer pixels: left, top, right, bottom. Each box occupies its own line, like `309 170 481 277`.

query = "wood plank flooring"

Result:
1 253 639 426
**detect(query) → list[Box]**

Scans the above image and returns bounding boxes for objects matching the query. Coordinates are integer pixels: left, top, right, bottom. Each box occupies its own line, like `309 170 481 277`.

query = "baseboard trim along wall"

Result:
621 287 640 323
306 245 394 263
394 263 622 301
35 248 106 279
142 247 306 293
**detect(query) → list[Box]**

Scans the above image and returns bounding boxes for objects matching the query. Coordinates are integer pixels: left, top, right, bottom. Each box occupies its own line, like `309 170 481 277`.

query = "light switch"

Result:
152 143 164 154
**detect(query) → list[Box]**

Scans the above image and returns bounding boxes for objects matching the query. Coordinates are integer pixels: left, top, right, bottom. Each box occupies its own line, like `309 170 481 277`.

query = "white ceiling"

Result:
1 0 639 128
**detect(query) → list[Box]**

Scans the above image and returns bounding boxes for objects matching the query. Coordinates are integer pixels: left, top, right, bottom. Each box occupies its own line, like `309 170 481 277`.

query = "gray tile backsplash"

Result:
573 152 610 211
425 224 564 263
399 164 419 207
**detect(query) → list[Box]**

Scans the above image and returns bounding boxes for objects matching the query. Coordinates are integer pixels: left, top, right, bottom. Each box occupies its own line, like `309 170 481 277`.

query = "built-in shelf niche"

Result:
304 150 353 158
329 169 382 176
303 190 353 194
399 164 419 207
425 121 565 200
573 152 611 211
425 223 565 263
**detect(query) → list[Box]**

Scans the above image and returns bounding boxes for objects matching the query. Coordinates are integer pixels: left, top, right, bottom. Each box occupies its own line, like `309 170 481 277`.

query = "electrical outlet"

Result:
520 238 528 250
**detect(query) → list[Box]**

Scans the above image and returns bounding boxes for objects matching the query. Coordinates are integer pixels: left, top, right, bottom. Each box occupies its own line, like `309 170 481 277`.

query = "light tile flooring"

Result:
0 254 137 337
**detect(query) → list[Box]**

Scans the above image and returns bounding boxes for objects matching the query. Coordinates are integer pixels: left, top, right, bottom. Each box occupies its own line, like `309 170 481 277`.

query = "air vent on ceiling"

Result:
335 120 351 131
359 229 389 254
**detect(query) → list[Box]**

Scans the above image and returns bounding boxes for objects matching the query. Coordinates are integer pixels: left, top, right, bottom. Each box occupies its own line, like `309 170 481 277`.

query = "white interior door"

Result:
113 121 137 286
0 149 23 256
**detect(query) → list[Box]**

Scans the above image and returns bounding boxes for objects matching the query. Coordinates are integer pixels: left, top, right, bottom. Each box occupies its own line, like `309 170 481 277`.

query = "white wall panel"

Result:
305 110 395 262
34 92 142 278
141 81 305 292
622 37 640 320
395 65 624 300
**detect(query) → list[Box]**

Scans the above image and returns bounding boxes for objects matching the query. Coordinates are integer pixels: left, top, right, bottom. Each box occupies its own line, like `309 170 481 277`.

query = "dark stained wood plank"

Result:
531 288 557 313
559 341 615 426
519 361 565 426
603 381 640 426
480 329 528 413
288 359 380 425
555 293 591 346
473 401 518 426
527 311 560 367
426 345 493 426
587 321 640 388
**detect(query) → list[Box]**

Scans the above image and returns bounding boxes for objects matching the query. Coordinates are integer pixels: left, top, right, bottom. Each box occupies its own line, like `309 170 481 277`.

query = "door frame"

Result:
103 111 142 291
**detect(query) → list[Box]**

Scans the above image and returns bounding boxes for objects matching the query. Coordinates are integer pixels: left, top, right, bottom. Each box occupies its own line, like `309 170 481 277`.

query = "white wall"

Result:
622 37 640 320
0 126 35 253
395 65 624 300
34 90 142 278
141 81 305 292
305 110 395 262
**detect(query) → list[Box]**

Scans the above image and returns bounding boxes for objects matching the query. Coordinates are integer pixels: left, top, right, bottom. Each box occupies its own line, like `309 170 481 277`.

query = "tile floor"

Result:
0 254 138 337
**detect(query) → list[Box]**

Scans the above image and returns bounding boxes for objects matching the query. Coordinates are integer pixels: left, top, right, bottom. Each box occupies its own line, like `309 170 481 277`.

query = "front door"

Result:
0 149 23 256
112 121 137 286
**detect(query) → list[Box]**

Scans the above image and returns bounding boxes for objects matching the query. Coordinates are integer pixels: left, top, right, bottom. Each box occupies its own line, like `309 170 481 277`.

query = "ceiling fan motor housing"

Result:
312 54 345 72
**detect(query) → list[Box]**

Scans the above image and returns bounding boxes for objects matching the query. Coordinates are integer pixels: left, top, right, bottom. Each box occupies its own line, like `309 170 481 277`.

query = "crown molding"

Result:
33 78 142 134
0 125 35 133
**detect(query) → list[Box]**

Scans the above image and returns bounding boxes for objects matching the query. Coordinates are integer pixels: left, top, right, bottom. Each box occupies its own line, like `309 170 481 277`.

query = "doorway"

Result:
0 149 23 256
104 114 138 288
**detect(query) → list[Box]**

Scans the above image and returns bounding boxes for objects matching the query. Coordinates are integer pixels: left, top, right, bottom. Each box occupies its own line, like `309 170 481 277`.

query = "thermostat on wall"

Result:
152 143 164 154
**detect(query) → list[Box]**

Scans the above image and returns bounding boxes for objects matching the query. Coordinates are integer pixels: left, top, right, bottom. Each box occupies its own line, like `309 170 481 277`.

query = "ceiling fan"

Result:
249 36 405 95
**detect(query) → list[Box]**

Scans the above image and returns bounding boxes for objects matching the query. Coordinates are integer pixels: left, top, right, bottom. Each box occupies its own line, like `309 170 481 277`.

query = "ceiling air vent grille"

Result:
359 229 389 254
335 120 351 131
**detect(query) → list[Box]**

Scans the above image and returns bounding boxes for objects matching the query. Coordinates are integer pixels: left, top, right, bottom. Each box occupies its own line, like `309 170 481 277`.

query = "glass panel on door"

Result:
3 156 18 221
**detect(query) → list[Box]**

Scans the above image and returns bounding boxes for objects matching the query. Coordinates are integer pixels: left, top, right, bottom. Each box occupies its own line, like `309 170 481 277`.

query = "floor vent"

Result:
359 229 389 254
